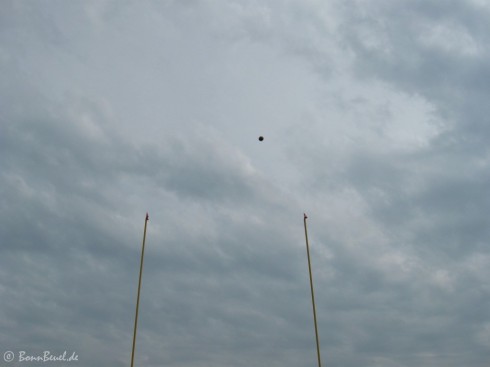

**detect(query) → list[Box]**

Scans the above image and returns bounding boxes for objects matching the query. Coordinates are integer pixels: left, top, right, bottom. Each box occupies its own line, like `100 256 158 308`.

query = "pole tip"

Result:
146 212 149 221
304 213 308 219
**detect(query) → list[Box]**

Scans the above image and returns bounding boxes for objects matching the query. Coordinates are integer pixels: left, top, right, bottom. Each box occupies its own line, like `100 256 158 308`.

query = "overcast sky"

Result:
1 1 490 366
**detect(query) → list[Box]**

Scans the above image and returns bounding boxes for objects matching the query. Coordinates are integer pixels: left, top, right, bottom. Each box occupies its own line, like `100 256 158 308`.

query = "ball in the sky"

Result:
258 136 264 141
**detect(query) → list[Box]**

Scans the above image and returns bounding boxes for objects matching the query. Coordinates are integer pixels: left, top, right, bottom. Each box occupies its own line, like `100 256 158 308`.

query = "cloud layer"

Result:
1 1 490 366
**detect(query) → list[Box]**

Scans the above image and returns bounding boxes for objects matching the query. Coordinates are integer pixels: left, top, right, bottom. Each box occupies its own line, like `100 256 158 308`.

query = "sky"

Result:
1 1 490 366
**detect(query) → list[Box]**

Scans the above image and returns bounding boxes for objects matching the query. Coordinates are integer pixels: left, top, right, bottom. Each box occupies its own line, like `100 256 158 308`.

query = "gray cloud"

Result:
1 1 490 366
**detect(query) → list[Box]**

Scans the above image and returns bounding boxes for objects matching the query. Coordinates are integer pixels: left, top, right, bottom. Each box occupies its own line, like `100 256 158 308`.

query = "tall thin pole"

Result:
131 212 149 367
304 213 322 367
